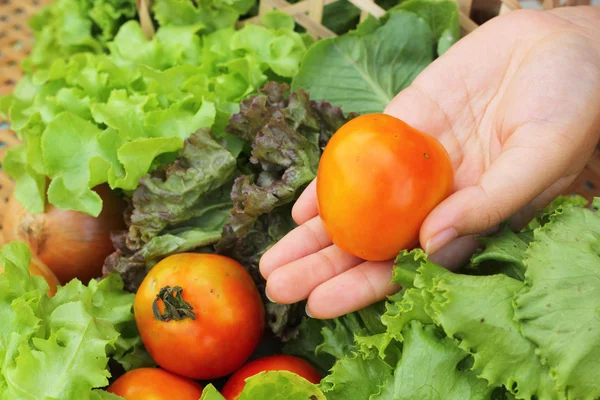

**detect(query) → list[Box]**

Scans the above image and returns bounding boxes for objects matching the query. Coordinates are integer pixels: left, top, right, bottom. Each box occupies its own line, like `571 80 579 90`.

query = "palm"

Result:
261 7 600 319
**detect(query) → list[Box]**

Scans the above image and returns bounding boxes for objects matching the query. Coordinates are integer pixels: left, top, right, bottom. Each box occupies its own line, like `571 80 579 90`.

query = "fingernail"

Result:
265 288 277 304
305 304 314 318
425 227 457 255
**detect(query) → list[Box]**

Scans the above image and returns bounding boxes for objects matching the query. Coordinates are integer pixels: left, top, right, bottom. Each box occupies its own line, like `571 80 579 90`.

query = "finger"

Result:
420 124 573 255
426 174 576 269
428 234 481 271
259 216 332 279
292 180 319 225
265 245 362 304
306 260 398 319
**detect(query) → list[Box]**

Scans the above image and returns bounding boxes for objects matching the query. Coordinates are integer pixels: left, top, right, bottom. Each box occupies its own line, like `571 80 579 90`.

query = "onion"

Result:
0 256 60 297
2 184 126 284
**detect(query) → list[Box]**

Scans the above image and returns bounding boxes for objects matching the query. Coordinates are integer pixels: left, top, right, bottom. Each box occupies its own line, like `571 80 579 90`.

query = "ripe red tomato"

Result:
220 355 321 400
107 368 203 399
317 113 454 261
134 253 265 380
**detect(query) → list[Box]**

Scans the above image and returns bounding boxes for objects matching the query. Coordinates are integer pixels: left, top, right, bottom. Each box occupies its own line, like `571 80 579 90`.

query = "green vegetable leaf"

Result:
372 321 492 400
231 19 306 78
468 229 529 280
2 144 46 214
413 257 558 399
41 112 118 215
144 99 216 140
91 390 125 400
0 242 147 398
201 371 325 400
4 302 117 399
284 318 338 376
321 352 392 400
152 0 255 32
24 0 137 71
91 90 150 140
9 7 306 216
200 384 226 400
0 243 48 297
238 371 325 400
0 243 46 390
392 0 460 56
292 11 434 114
514 204 600 399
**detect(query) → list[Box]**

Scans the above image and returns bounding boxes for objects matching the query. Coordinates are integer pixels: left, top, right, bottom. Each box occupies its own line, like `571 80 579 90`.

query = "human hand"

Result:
260 6 600 319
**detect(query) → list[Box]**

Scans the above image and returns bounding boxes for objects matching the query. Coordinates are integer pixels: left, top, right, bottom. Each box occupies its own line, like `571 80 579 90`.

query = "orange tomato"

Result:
221 355 321 400
107 368 203 399
317 113 454 261
134 253 265 380
0 255 59 297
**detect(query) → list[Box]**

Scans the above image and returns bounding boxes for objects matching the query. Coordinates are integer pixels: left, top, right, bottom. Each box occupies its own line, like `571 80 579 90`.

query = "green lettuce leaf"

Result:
372 322 491 400
24 0 137 70
391 0 460 56
285 303 386 375
4 11 306 216
321 352 393 400
238 371 325 400
200 385 226 400
284 318 338 376
91 390 125 400
514 203 600 399
0 242 148 399
2 144 46 214
468 229 529 281
4 301 117 399
411 254 558 399
292 11 434 114
292 1 460 114
152 0 255 33
200 371 325 400
294 197 600 398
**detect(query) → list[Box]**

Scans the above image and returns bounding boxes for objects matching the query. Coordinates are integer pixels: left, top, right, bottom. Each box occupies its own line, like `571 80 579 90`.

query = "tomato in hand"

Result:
220 355 321 400
107 368 203 399
134 253 265 380
317 113 454 261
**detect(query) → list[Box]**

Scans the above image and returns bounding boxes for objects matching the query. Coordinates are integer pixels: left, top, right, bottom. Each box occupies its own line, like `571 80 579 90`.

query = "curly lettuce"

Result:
0 242 149 400
2 12 306 217
285 196 600 399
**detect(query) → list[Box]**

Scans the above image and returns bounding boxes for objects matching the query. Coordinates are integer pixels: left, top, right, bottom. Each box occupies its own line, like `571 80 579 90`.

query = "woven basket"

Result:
1 0 599 233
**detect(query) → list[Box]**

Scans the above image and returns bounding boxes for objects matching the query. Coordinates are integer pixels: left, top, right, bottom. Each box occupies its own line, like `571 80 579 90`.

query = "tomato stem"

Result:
152 285 196 322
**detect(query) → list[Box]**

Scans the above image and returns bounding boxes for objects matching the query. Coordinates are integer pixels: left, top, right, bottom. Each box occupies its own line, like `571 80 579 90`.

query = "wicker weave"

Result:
0 0 599 231
0 0 51 232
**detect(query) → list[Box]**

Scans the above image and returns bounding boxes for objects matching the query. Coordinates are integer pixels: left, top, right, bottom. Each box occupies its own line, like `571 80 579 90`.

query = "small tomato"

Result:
107 368 203 399
221 355 321 400
317 113 454 260
134 253 265 380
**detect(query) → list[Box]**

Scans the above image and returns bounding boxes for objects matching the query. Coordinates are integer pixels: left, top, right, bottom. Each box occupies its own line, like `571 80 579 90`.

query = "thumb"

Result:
419 124 580 255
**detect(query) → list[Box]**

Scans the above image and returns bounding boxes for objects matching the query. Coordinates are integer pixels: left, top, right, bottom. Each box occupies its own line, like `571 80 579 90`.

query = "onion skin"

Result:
0 256 60 297
2 185 126 284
